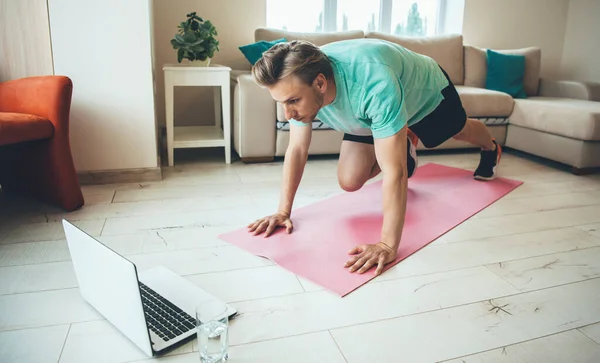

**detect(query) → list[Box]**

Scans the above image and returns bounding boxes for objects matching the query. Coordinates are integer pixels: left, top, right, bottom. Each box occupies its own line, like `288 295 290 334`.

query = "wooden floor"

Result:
1 149 600 363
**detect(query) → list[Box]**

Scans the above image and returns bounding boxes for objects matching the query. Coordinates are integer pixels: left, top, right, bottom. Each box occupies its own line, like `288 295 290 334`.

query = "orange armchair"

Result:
0 75 84 211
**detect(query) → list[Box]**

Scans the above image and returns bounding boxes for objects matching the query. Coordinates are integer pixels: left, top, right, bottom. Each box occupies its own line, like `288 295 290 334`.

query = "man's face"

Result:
268 74 326 123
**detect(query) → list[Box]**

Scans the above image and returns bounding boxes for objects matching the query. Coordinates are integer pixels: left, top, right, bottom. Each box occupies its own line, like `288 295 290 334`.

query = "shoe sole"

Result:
474 142 502 181
474 172 497 181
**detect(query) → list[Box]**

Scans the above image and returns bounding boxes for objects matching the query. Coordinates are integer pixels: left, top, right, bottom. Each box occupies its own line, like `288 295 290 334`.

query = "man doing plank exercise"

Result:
247 38 502 276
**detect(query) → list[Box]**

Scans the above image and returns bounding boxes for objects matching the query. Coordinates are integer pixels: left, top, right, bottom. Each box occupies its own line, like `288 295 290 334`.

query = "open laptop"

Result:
62 219 237 357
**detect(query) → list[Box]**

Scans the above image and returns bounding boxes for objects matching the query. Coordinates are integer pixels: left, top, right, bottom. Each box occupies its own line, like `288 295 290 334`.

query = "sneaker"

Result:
474 139 502 180
407 128 419 178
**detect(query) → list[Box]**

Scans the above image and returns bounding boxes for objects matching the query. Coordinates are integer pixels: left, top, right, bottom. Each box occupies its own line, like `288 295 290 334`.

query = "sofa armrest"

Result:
232 71 278 159
538 78 600 102
230 70 251 81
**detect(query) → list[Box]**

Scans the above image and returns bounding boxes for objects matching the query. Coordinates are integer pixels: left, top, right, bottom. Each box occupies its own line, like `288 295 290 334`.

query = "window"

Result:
265 0 325 33
389 0 439 36
335 0 381 33
266 0 464 36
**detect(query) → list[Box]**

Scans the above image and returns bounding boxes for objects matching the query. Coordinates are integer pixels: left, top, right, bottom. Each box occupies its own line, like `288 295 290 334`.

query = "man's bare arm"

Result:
249 122 312 237
344 125 408 275
373 125 409 252
277 123 312 216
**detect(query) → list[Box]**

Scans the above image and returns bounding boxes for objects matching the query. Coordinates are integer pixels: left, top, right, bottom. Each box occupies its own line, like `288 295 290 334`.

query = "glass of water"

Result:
196 301 229 363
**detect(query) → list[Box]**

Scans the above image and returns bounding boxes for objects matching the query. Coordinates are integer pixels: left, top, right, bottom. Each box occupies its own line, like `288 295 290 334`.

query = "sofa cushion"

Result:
485 49 527 99
464 45 541 97
0 112 54 145
509 97 600 141
254 28 364 46
456 86 515 117
239 38 287 65
365 32 464 85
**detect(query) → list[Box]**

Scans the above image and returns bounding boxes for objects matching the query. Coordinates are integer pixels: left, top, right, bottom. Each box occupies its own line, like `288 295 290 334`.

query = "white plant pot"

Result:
189 58 211 67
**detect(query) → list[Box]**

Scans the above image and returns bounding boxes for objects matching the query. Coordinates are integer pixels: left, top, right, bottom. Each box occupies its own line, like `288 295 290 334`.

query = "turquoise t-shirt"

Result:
289 38 449 139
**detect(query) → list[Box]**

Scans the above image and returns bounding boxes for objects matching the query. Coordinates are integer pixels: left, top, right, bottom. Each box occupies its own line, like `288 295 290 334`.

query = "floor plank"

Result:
186 266 305 303
127 246 273 277
0 240 70 267
298 227 600 292
500 178 600 200
486 246 600 291
473 190 600 218
330 278 600 363
577 223 600 239
0 325 70 363
100 209 259 236
0 219 105 244
46 194 254 222
226 266 518 346
0 289 101 331
579 322 600 345
58 320 191 363
442 205 600 243
441 329 600 363
128 332 347 363
0 262 77 295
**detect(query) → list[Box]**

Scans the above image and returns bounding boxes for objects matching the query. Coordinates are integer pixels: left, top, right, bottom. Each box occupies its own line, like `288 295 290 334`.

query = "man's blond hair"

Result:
252 40 333 87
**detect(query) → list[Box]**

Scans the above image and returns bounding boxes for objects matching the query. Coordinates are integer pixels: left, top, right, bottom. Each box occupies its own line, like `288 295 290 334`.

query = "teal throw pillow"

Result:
485 49 527 98
239 38 287 65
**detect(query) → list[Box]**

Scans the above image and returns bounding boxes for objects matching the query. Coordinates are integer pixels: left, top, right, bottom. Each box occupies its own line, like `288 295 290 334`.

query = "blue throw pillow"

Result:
239 38 287 65
485 49 527 99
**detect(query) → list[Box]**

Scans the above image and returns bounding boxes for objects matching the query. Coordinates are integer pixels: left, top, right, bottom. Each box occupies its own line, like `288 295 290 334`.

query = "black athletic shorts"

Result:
343 65 467 148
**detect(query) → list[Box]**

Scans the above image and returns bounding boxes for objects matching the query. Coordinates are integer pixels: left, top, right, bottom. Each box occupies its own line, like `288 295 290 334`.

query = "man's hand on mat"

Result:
247 211 293 237
344 242 397 276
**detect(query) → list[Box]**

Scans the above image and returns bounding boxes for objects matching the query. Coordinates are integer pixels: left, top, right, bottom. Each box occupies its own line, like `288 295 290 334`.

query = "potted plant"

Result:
170 12 219 66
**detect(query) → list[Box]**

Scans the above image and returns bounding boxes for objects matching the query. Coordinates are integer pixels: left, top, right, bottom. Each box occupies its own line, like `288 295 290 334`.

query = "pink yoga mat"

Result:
219 163 523 297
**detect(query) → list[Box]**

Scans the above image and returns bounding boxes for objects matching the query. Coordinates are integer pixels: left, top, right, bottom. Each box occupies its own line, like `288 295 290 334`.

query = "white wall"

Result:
560 0 600 83
48 0 158 172
462 0 570 78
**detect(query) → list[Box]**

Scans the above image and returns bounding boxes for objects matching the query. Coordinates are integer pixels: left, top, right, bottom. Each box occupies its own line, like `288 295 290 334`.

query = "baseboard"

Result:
77 167 163 185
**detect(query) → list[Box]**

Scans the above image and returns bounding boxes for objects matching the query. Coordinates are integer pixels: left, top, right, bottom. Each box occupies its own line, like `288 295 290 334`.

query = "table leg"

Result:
165 76 175 166
213 86 221 130
221 78 231 164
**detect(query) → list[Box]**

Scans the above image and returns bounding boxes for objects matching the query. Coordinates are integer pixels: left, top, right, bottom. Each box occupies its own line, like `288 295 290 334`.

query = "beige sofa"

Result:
231 28 600 173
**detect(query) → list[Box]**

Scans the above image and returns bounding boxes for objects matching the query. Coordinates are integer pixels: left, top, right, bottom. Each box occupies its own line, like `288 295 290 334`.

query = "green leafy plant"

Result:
170 12 219 63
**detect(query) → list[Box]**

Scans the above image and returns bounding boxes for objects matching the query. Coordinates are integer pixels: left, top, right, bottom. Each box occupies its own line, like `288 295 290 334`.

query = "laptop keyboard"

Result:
139 282 196 341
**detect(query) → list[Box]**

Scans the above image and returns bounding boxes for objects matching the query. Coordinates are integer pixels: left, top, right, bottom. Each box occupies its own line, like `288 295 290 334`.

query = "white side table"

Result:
163 64 232 165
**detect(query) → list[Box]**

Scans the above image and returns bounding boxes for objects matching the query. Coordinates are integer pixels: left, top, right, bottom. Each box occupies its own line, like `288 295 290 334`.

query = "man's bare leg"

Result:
452 118 502 180
452 118 496 150
337 140 379 192
337 130 419 192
